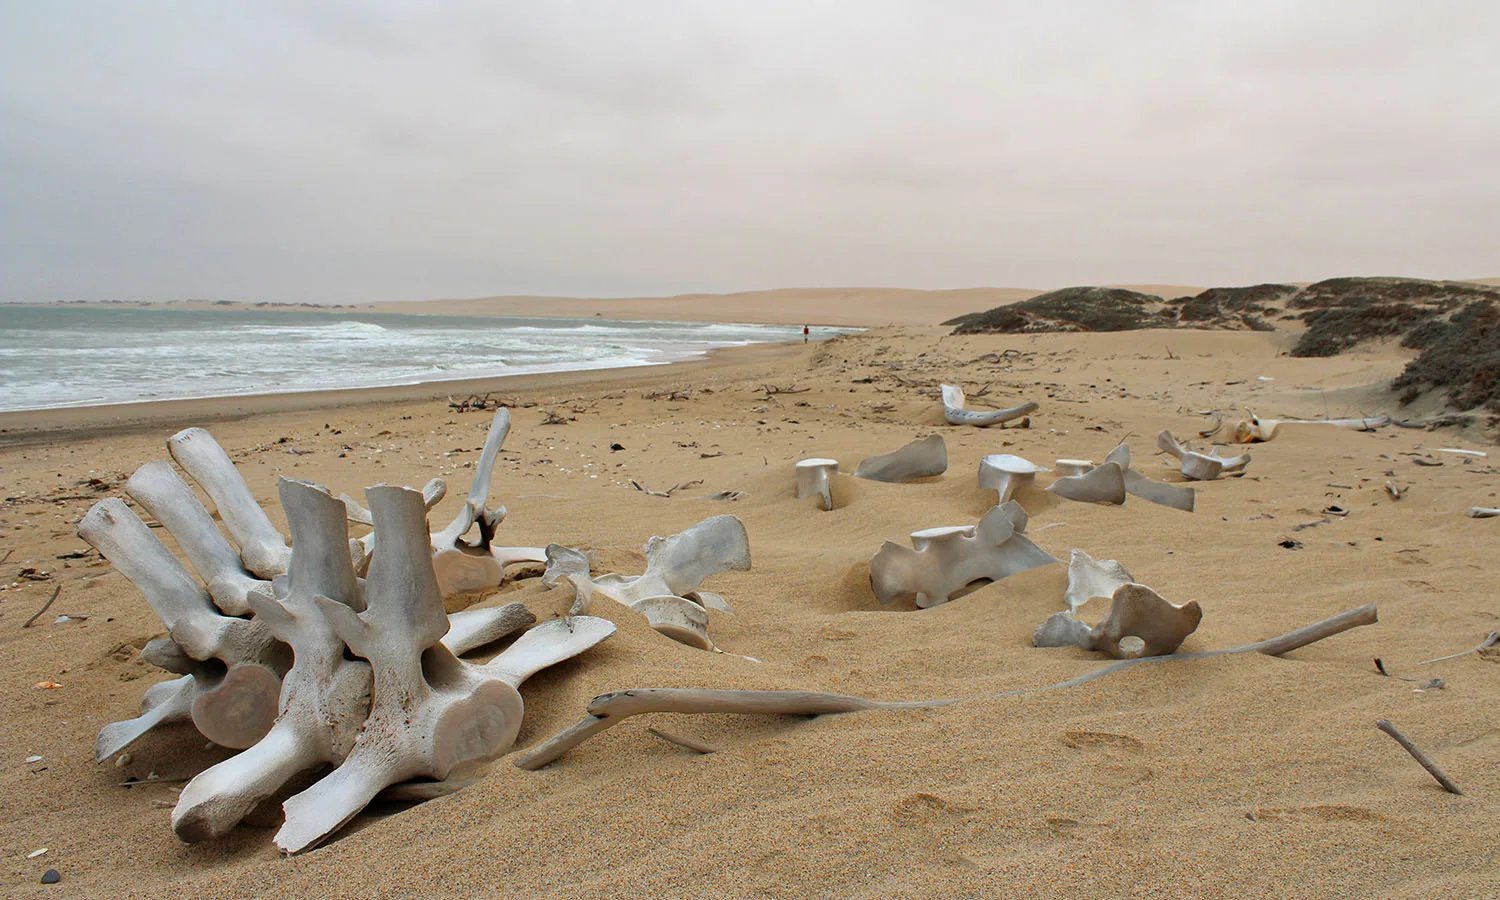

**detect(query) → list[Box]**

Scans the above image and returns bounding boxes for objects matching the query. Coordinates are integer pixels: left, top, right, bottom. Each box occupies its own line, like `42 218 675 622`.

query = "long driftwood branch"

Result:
515 604 1377 769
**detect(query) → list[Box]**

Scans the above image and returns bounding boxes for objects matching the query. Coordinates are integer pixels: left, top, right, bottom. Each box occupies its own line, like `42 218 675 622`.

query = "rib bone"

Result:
168 428 292 578
78 498 287 749
854 434 948 482
940 384 1039 427
1233 411 1391 443
869 502 1058 607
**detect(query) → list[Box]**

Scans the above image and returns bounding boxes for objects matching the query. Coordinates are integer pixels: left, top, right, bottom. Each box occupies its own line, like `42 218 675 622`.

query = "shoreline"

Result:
0 338 813 445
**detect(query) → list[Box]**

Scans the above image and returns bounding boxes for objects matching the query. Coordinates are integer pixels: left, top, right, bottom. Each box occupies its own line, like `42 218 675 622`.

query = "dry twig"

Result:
22 586 62 629
1376 720 1463 795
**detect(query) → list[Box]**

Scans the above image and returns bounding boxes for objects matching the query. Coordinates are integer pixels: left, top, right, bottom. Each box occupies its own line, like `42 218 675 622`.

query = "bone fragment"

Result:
515 605 1377 769
1467 507 1500 518
543 515 750 648
854 434 948 482
167 428 291 578
425 409 546 596
1156 431 1250 481
940 384 1039 427
1054 459 1094 476
1062 549 1133 614
1047 461 1126 504
869 502 1057 607
1233 412 1392 443
1100 443 1195 511
978 454 1047 505
94 675 202 762
795 458 839 510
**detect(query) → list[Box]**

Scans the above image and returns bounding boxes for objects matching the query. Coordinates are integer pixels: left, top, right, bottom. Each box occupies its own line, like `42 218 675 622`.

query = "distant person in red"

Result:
803 324 810 343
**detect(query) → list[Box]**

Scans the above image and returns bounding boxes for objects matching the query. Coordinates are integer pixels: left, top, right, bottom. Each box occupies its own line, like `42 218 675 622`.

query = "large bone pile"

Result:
80 411 619 853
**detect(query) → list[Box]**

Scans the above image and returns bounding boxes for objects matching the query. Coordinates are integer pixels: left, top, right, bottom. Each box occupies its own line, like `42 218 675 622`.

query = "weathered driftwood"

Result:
273 484 615 854
1156 431 1250 481
1376 719 1463 795
940 384 1039 427
978 454 1047 505
515 605 1378 769
854 434 948 482
543 515 750 649
795 458 839 511
1233 411 1391 443
869 502 1057 607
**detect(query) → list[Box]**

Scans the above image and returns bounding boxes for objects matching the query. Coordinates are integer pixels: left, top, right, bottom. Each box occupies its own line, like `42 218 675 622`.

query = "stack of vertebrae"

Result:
79 410 615 853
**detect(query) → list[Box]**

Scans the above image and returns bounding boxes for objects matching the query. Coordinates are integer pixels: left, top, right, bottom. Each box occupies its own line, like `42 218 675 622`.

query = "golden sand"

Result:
0 292 1495 897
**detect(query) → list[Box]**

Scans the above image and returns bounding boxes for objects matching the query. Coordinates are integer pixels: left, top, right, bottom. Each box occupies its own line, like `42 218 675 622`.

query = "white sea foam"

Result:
0 306 853 412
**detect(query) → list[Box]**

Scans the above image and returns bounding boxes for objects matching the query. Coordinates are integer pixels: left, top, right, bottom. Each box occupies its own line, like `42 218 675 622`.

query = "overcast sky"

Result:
2 2 1497 303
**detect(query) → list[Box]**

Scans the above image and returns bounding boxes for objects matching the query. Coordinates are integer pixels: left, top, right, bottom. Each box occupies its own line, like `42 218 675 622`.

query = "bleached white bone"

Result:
1469 507 1500 518
94 674 204 762
1233 411 1391 443
1063 549 1133 614
1034 581 1202 659
543 516 750 649
940 384 1039 427
1156 431 1250 481
854 434 948 482
1101 443 1195 512
1054 459 1094 476
168 427 291 578
78 498 286 750
171 479 542 843
1047 461 1126 504
274 484 613 854
124 461 270 616
869 502 1058 607
795 458 839 510
978 454 1048 504
425 409 546 596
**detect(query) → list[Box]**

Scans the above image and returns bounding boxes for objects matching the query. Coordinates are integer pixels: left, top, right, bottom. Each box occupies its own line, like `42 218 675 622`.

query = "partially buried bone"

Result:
1156 431 1250 481
543 515 750 649
869 502 1057 608
393 409 547 595
978 454 1048 504
1469 507 1500 518
854 434 947 482
1047 460 1126 504
1054 459 1094 476
517 605 1375 769
795 458 839 510
1233 410 1391 443
171 478 545 844
1034 551 1202 659
1100 443 1195 512
78 498 288 750
940 384 1039 427
274 483 614 855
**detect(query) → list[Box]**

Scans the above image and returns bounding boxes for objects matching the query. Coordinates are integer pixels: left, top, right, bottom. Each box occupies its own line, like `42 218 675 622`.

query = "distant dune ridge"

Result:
943 277 1500 419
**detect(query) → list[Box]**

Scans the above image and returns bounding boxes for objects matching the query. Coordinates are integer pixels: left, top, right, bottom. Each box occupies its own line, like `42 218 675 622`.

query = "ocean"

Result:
0 305 840 413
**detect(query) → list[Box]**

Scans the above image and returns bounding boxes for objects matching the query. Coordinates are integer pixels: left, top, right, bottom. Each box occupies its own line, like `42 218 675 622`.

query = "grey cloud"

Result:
1 1 1497 303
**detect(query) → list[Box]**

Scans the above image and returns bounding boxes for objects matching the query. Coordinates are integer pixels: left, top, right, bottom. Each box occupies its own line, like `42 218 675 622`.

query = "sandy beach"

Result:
1 291 1496 897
